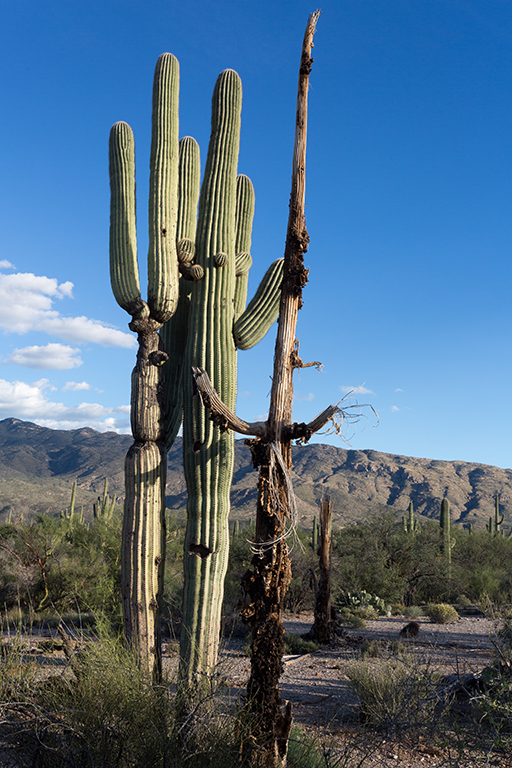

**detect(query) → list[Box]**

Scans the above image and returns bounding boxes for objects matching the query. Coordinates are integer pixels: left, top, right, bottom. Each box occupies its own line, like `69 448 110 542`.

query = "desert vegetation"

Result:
0 506 512 764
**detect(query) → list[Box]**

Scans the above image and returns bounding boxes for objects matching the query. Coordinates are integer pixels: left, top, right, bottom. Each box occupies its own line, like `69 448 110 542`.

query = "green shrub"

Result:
0 626 267 767
347 657 441 733
336 588 388 616
456 594 472 606
426 603 459 624
403 605 423 619
284 633 318 655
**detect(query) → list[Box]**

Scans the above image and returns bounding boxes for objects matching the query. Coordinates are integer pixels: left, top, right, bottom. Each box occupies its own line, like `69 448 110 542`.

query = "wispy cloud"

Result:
294 392 315 402
0 271 135 348
6 343 83 370
63 381 91 391
339 384 375 396
0 260 14 270
0 378 130 433
395 387 403 392
391 405 400 412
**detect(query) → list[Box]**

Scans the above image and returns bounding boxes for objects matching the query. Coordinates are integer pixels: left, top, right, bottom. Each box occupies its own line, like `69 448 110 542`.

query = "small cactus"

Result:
402 501 419 534
311 515 319 551
440 497 455 579
487 493 505 536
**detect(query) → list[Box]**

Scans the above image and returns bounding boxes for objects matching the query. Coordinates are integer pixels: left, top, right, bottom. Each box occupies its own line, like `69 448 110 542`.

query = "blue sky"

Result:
0 0 510 467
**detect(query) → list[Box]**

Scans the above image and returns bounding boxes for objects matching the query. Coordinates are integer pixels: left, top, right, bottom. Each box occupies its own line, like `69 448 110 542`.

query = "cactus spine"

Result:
179 69 283 685
109 53 180 678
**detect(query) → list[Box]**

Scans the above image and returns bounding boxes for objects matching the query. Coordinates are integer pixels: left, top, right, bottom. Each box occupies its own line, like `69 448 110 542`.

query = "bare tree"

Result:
191 10 373 765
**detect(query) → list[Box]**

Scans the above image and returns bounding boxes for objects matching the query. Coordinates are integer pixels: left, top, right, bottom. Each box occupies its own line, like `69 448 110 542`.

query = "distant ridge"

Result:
0 417 511 530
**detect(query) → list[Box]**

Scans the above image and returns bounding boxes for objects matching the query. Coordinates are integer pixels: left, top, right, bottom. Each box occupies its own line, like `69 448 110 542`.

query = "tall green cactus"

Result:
440 497 455 579
403 501 418 534
176 70 283 685
311 514 319 552
487 493 504 536
110 55 283 685
109 53 180 678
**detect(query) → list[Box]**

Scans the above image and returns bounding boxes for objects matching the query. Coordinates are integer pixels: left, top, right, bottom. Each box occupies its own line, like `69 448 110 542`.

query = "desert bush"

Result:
403 605 423 619
284 633 318 655
426 603 459 624
347 656 441 734
456 594 472 606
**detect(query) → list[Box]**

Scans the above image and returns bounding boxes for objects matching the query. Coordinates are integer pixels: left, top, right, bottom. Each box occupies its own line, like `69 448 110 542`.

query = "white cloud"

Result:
0 271 135 348
0 378 130 433
340 384 375 396
0 260 14 269
391 405 400 412
395 388 403 393
63 380 91 391
7 343 83 370
38 315 135 347
294 392 315 402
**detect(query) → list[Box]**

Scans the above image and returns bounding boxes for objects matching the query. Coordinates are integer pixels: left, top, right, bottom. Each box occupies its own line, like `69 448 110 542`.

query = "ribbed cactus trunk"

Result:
179 71 241 684
111 48 284 688
109 54 180 679
166 71 283 687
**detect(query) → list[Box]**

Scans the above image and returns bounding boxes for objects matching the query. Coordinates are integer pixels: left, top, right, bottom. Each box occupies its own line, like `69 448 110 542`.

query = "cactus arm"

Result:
161 136 201 448
233 174 255 320
233 258 284 350
147 53 180 324
109 122 147 319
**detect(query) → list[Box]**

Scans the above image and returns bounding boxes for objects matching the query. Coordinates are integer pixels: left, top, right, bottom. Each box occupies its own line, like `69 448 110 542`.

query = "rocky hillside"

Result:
0 418 511 530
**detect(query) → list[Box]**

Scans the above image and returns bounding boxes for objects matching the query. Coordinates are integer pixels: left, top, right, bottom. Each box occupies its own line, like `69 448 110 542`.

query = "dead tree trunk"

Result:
189 11 370 764
312 496 333 644
240 12 320 766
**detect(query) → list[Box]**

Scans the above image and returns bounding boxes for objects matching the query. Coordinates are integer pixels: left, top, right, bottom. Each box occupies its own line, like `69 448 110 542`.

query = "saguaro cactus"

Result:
403 501 418 533
177 70 283 685
110 53 283 686
487 493 504 536
109 53 180 678
440 497 454 579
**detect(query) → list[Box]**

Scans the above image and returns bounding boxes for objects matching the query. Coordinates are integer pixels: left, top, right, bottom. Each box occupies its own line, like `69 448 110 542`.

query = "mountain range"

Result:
0 417 511 531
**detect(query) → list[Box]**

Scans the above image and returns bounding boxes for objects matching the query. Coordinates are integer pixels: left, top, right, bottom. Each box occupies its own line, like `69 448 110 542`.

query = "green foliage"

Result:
336 588 388 616
283 633 318 655
332 513 450 607
425 603 460 624
0 626 289 767
347 656 441 734
0 510 123 621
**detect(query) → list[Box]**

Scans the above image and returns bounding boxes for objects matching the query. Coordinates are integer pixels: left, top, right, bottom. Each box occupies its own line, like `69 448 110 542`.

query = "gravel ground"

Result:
1 612 507 767
204 612 507 768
